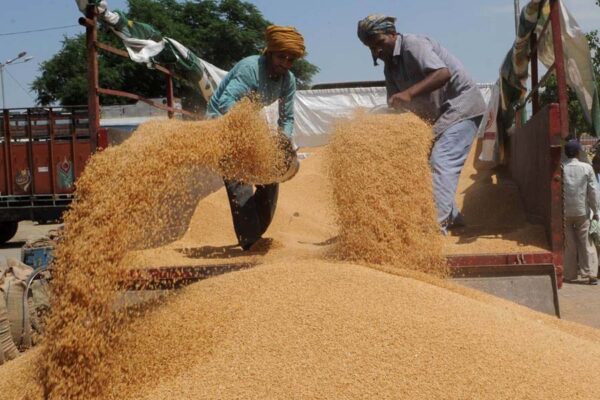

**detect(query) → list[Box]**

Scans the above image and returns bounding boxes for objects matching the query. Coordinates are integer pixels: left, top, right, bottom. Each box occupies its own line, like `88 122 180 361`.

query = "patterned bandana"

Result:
357 15 397 45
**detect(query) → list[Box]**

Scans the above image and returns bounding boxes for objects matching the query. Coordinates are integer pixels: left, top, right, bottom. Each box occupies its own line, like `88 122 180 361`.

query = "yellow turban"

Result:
264 25 305 58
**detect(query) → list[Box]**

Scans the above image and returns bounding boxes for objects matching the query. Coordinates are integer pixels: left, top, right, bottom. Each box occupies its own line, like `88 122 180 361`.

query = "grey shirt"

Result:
384 34 486 135
563 158 600 217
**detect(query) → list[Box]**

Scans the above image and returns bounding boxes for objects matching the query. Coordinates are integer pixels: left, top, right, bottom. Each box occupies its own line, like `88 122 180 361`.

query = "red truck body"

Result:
0 107 106 224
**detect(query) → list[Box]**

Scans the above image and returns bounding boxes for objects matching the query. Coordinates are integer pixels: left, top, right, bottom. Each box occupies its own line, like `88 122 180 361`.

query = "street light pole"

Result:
514 0 521 35
0 51 31 109
0 67 5 109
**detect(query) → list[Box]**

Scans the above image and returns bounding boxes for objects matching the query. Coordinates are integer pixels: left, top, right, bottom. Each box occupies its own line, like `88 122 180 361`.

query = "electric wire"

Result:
4 68 36 102
0 25 79 37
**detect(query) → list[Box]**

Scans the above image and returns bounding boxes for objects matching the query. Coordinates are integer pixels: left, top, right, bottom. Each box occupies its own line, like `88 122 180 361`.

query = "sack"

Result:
0 292 19 364
28 277 51 337
0 256 50 359
1 258 34 351
0 257 19 363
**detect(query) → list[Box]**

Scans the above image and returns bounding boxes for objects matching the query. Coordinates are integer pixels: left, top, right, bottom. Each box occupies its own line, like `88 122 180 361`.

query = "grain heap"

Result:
3 109 600 399
327 111 447 277
30 99 287 399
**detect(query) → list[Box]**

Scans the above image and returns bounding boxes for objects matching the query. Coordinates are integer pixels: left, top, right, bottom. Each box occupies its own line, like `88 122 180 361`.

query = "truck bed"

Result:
443 139 550 255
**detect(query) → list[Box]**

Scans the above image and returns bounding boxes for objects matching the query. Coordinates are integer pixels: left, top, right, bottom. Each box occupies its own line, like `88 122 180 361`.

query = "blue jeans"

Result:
430 117 480 230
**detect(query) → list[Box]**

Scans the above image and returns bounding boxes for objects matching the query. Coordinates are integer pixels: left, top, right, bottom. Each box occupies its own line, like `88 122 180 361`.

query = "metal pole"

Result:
514 0 523 130
549 0 566 288
530 33 540 114
0 66 4 109
550 0 569 138
514 0 521 35
86 4 99 152
0 52 31 110
166 72 174 119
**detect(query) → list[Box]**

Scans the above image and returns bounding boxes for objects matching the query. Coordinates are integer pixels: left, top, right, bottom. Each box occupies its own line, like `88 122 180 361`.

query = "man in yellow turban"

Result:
207 25 305 252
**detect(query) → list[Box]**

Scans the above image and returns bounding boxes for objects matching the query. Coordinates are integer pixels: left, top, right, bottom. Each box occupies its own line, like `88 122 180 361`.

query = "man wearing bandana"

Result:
357 15 486 234
207 25 305 251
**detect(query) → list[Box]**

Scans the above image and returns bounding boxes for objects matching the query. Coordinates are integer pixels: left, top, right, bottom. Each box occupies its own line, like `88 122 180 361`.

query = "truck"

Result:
0 107 107 243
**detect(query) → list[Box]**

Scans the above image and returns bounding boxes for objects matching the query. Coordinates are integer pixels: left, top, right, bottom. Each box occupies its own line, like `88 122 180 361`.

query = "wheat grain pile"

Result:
327 112 447 277
1 109 595 400
4 259 600 400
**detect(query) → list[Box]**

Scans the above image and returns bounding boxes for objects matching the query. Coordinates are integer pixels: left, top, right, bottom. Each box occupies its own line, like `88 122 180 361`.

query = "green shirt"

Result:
206 55 296 137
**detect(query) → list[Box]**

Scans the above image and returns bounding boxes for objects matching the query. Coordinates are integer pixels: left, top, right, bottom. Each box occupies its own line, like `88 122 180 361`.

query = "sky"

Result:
0 0 599 108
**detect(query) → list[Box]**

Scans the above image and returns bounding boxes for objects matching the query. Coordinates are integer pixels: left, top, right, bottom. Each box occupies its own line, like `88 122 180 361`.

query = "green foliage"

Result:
31 35 87 106
589 30 600 73
292 59 320 89
539 16 599 134
32 0 319 106
539 75 590 134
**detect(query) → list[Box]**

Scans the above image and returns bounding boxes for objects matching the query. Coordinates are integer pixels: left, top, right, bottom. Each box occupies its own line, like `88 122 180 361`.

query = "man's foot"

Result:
565 275 599 285
439 212 466 235
448 212 466 230
241 238 281 253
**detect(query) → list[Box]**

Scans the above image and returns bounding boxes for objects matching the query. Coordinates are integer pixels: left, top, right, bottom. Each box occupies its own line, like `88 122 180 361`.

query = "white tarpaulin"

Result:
265 84 495 148
265 87 387 147
477 81 501 162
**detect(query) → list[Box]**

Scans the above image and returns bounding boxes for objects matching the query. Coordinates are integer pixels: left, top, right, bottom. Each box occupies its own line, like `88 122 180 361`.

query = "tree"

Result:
539 6 599 135
32 0 319 107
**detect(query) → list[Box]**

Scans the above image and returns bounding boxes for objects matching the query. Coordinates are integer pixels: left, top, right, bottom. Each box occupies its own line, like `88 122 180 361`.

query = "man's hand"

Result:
594 214 599 221
387 68 451 110
388 90 412 109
